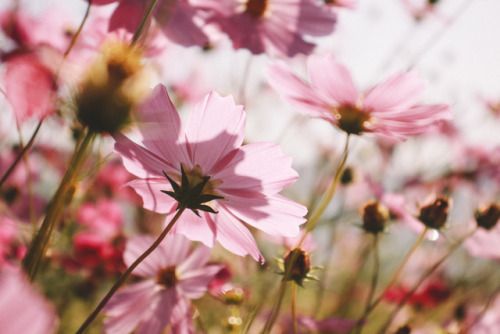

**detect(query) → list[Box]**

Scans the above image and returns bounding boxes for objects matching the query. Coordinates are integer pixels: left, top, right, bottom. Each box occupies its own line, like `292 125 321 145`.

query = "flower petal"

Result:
213 207 263 263
185 92 245 174
308 54 358 106
363 71 424 111
215 142 297 195
125 178 176 214
267 62 334 121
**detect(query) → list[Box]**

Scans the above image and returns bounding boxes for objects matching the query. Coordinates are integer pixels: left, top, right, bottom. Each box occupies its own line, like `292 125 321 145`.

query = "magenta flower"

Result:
268 53 452 139
200 0 337 57
0 269 57 334
90 0 212 47
103 234 222 334
115 84 306 262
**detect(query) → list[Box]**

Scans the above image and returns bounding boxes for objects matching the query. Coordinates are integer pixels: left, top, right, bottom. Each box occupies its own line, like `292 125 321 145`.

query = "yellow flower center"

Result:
334 105 371 135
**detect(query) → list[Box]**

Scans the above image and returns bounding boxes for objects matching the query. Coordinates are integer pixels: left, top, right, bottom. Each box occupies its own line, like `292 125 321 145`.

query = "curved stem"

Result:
377 226 478 334
76 206 186 334
22 129 96 281
300 134 350 243
131 0 159 46
63 0 92 58
0 120 43 189
354 234 380 334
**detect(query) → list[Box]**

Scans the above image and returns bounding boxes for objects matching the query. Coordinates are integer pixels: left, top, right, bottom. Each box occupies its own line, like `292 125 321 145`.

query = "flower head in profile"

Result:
115 84 307 262
268 53 452 139
103 234 222 334
201 0 337 57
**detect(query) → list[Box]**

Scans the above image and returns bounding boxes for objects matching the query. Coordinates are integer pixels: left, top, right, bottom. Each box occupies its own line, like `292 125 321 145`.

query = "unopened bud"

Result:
475 203 500 230
283 248 311 286
223 287 245 305
394 324 411 334
362 201 389 234
418 196 450 229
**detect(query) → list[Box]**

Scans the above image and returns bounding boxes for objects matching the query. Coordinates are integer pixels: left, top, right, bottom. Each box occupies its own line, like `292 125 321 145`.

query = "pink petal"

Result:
135 85 190 168
103 280 158 334
124 235 190 276
215 142 298 195
171 210 217 248
178 264 223 299
267 63 333 121
363 71 424 111
125 178 176 214
0 270 56 334
308 54 358 106
177 243 212 273
135 289 177 334
109 0 144 33
114 133 176 178
213 207 263 263
4 52 55 124
158 2 209 47
185 92 245 174
224 194 306 237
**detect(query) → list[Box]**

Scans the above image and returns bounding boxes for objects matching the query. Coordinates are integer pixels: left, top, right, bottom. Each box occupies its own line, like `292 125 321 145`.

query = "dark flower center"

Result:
245 0 268 18
156 266 177 288
334 105 371 135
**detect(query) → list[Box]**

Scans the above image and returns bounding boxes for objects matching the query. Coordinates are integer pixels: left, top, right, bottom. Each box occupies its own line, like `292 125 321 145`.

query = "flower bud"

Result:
362 201 389 234
283 248 311 286
75 42 147 134
475 203 500 230
394 324 411 334
418 196 450 230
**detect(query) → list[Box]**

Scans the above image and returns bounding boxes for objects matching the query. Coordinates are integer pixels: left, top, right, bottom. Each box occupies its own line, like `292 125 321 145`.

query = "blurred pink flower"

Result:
76 199 123 238
0 269 57 334
103 234 221 334
115 84 307 262
199 0 337 57
90 0 212 47
465 225 500 260
2 52 56 124
268 53 452 139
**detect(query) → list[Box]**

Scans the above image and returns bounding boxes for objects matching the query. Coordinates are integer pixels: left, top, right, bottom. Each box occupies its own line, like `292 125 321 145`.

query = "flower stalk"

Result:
22 129 96 281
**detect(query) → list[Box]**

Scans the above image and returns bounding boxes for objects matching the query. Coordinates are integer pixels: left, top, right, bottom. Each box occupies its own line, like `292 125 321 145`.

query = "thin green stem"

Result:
261 280 288 334
75 206 186 334
131 0 159 46
300 134 350 244
377 226 478 334
291 282 298 334
0 120 43 189
22 129 96 281
354 234 380 334
261 134 350 333
366 226 429 316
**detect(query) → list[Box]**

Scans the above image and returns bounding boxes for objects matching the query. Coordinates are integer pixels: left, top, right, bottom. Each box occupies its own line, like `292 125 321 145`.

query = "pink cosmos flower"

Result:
0 269 57 334
324 0 357 10
199 0 337 57
268 53 452 139
103 234 222 334
2 51 56 124
90 0 212 47
115 84 307 262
